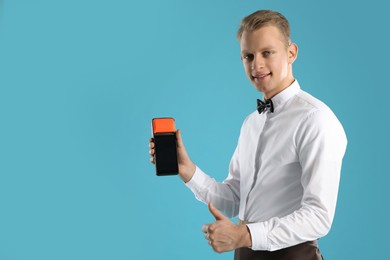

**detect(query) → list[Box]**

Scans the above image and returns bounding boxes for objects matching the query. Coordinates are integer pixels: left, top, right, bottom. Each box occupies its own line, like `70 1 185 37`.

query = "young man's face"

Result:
240 25 297 99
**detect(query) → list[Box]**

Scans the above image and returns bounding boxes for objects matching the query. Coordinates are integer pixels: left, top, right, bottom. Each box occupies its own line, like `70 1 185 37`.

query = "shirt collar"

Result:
266 80 301 113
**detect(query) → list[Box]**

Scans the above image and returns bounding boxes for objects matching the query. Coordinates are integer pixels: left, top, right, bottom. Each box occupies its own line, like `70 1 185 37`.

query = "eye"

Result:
242 53 254 61
263 51 273 57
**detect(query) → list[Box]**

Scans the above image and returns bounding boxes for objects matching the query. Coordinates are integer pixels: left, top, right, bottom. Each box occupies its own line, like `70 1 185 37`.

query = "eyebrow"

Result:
241 46 276 54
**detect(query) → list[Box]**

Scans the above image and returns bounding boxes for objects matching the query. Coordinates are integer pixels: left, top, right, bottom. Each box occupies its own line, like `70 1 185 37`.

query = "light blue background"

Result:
0 0 388 259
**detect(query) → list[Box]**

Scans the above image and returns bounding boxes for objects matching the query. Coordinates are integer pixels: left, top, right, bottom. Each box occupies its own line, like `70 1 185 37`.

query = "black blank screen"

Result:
154 134 178 175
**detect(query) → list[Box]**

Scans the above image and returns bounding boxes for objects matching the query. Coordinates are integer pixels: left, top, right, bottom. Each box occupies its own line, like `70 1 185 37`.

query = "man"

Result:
149 10 347 260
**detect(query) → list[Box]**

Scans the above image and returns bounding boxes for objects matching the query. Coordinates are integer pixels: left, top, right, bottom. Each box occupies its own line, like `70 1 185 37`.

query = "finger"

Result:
176 129 184 149
208 202 227 221
202 224 209 233
176 129 191 162
149 138 155 162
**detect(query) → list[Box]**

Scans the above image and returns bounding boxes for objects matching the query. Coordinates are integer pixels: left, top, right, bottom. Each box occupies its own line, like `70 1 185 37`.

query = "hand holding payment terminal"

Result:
152 118 179 176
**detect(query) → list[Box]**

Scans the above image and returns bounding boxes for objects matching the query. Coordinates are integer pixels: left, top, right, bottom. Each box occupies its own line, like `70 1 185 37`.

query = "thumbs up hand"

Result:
208 201 229 221
201 202 252 253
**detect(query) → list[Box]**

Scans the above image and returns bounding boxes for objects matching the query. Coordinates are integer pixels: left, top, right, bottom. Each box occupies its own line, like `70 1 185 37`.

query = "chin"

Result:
254 88 266 94
253 84 267 93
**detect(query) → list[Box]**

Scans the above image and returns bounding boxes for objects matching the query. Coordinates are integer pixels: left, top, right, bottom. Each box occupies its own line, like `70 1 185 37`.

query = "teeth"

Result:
254 73 270 78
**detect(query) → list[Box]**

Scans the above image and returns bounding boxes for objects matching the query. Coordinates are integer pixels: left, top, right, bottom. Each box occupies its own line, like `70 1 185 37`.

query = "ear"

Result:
288 43 298 64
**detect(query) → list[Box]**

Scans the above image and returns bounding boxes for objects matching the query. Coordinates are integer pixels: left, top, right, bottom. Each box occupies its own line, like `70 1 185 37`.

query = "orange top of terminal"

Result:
152 118 176 134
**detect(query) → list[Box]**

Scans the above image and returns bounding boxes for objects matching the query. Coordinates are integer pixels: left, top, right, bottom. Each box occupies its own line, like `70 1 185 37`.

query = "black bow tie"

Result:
257 98 274 114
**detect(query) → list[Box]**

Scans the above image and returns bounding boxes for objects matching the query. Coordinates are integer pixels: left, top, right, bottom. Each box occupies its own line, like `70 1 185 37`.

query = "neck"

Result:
264 77 295 99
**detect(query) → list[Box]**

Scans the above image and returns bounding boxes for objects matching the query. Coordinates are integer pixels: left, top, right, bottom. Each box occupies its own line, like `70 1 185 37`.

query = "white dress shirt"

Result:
186 80 347 251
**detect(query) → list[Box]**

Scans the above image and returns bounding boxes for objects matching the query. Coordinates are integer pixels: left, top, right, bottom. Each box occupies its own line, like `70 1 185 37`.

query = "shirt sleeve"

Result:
247 109 347 251
185 145 241 218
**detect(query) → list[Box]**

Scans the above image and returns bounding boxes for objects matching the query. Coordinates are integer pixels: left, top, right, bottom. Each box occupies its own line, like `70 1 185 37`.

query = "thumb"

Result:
176 129 189 159
208 202 227 221
176 129 184 149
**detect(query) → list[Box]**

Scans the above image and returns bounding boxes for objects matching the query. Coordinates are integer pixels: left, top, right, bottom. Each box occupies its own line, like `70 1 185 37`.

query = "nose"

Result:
251 54 264 71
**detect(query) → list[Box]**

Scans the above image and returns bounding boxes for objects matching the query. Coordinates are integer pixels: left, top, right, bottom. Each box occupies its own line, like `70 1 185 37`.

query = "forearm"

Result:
178 161 196 183
186 166 240 218
247 204 331 251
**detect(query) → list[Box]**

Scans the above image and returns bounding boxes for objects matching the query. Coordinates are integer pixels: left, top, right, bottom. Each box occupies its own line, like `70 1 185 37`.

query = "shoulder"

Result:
293 90 347 148
239 109 264 132
235 110 262 140
288 90 340 126
294 90 332 115
242 110 259 125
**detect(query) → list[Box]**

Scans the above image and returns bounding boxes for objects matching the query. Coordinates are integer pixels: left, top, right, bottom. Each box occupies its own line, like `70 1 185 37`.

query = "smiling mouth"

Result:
253 72 271 80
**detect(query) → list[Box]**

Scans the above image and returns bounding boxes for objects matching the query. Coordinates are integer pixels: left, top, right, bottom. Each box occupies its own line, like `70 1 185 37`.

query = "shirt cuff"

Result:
246 222 270 251
185 166 212 194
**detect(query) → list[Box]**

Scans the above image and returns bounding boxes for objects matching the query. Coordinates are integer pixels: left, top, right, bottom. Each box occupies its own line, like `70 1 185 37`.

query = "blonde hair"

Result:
237 10 291 47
